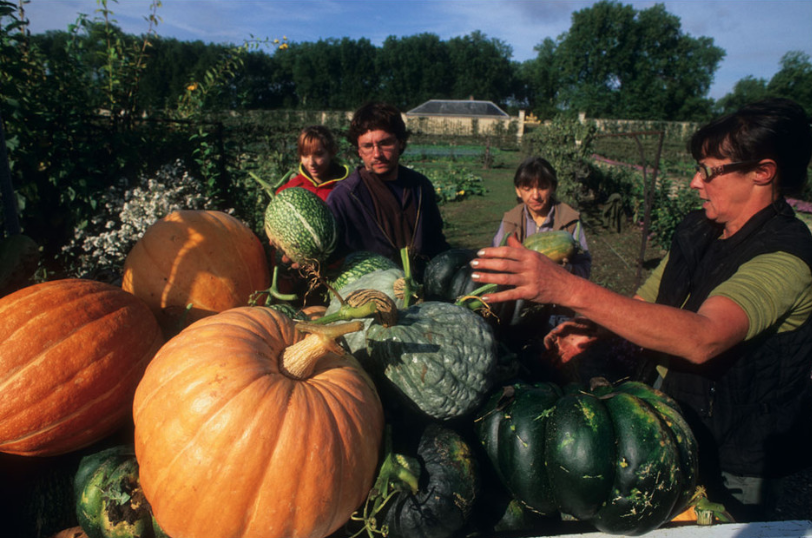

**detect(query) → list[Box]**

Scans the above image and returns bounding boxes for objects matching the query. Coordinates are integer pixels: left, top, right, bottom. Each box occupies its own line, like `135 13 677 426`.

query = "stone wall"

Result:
300 109 700 142
404 113 523 139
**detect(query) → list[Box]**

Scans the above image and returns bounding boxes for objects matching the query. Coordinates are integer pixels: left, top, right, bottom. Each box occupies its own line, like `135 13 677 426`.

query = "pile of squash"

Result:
0 191 708 538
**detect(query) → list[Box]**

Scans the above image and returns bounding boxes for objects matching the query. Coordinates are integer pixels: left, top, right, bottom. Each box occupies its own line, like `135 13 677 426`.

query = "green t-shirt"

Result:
637 252 812 340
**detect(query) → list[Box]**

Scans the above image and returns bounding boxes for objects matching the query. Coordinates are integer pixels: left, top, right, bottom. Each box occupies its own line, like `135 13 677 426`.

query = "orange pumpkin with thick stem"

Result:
0 279 163 456
121 210 270 338
133 307 384 538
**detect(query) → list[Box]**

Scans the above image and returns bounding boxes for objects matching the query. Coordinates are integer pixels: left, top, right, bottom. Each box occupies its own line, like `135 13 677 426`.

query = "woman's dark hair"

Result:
690 97 812 195
347 102 408 150
297 125 337 158
514 156 558 190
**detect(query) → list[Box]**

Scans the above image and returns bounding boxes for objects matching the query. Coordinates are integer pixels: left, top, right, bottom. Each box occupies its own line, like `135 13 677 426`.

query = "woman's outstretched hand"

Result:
470 234 577 305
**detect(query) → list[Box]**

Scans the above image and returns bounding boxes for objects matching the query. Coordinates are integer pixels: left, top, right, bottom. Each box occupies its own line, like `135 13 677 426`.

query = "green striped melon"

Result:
522 230 577 263
328 251 400 293
264 187 338 266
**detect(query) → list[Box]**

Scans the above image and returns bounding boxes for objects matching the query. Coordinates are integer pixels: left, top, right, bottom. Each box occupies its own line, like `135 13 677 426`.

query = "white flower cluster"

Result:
62 160 210 279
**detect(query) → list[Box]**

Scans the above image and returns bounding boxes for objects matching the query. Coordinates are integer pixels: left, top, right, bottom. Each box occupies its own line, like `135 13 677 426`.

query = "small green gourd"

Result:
74 445 168 538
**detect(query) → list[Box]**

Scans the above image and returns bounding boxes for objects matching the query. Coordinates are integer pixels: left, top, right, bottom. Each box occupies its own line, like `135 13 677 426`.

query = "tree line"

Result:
25 0 812 122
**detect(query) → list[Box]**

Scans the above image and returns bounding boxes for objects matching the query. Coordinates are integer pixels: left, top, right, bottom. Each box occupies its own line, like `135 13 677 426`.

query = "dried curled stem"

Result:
310 289 398 327
345 289 398 327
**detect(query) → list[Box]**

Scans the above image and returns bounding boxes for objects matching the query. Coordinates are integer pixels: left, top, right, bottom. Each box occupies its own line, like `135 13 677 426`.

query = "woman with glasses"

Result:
469 98 812 521
326 102 449 277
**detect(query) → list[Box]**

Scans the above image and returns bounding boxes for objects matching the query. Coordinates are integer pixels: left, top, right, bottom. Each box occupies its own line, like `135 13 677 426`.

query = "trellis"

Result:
595 130 665 290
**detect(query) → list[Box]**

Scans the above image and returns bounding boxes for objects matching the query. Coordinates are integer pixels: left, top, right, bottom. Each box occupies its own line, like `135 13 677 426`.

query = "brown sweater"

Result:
499 201 581 243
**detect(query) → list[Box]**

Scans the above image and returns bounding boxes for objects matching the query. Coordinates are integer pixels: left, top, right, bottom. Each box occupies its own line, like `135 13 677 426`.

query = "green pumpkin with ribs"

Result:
475 378 698 535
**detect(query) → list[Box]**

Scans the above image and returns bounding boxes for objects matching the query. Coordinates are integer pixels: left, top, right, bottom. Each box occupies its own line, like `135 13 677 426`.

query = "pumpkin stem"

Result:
455 282 498 311
249 170 297 201
280 321 363 379
250 265 299 306
398 247 422 308
589 376 612 391
690 486 734 524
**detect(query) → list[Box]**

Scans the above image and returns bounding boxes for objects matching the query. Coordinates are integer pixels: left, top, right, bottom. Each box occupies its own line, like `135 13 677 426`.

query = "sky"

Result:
20 0 812 100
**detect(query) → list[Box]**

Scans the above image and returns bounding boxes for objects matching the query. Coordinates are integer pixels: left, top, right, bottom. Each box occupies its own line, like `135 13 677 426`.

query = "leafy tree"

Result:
767 51 812 114
446 31 515 106
376 33 453 110
283 37 377 110
233 49 295 110
716 52 811 116
628 5 720 120
714 76 769 115
515 37 560 119
135 37 228 110
553 1 637 117
548 0 723 120
334 37 379 109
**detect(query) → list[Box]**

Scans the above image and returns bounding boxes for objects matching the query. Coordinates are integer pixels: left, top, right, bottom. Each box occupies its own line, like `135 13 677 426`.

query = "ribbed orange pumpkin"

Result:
121 210 270 338
133 307 384 538
0 279 163 456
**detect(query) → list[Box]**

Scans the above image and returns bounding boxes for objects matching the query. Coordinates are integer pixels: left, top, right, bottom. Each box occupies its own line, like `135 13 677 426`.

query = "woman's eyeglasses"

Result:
694 160 760 182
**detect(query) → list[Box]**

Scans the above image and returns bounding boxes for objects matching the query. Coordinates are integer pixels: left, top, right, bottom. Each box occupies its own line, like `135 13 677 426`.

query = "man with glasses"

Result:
469 98 812 521
326 102 449 277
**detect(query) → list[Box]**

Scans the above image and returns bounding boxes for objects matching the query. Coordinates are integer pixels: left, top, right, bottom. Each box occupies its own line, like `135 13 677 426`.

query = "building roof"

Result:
406 99 509 118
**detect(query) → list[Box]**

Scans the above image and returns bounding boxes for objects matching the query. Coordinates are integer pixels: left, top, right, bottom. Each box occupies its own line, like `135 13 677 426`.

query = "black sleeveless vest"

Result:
657 199 812 477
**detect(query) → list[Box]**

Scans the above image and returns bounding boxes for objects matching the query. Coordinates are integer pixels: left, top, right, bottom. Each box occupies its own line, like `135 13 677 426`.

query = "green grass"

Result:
437 155 522 250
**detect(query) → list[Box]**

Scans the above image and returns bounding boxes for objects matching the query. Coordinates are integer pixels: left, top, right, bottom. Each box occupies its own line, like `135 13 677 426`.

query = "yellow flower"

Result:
457 190 465 196
279 43 289 50
273 38 279 44
187 82 199 91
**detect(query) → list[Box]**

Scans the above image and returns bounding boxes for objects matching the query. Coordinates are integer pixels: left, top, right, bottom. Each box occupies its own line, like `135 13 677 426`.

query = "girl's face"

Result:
515 181 554 219
300 140 332 183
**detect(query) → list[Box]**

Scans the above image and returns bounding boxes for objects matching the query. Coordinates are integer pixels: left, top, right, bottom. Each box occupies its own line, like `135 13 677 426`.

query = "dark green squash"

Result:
74 446 167 538
475 378 698 536
356 423 479 538
446 264 480 302
423 249 476 302
475 382 562 516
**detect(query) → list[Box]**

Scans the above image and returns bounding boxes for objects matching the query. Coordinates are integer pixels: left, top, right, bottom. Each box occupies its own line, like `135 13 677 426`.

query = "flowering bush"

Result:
61 160 211 280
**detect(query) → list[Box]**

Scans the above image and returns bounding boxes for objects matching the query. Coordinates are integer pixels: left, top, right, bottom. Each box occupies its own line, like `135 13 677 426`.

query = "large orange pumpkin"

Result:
121 210 270 338
0 279 163 456
133 307 384 538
